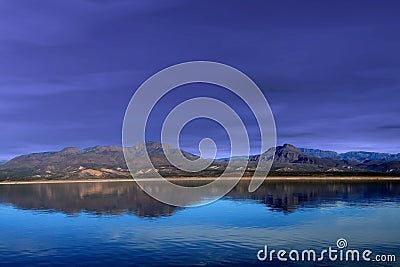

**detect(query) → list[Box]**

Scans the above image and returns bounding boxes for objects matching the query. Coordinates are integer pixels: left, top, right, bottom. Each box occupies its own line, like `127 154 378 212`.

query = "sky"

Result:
1 0 400 159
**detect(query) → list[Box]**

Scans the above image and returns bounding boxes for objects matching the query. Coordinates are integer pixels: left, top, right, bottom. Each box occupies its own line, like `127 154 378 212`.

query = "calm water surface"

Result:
0 180 399 266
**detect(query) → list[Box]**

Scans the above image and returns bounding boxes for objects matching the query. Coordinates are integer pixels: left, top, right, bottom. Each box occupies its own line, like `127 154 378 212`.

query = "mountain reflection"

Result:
0 182 178 217
229 181 400 213
0 180 399 217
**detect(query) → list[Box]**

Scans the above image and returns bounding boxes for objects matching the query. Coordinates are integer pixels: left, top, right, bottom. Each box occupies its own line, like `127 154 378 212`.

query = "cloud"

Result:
378 125 400 130
1 0 400 158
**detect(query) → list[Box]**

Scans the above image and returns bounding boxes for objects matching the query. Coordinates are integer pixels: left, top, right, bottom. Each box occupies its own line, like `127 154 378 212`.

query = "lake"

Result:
0 180 399 266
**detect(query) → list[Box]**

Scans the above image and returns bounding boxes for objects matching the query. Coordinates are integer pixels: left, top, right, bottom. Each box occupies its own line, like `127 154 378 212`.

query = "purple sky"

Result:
1 0 400 159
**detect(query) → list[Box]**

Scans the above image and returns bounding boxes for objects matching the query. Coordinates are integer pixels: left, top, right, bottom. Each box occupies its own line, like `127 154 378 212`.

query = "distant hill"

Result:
0 146 127 180
299 147 400 162
1 143 399 180
0 160 6 165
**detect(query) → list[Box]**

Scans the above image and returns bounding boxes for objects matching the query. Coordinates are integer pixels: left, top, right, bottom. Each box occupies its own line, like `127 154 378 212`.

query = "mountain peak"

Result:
60 147 81 154
273 144 308 162
281 144 300 150
282 143 294 147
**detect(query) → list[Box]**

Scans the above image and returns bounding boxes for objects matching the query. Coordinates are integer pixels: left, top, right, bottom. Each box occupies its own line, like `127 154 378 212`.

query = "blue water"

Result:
0 181 399 266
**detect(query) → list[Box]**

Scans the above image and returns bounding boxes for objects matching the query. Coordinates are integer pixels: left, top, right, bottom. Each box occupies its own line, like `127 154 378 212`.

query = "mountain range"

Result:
0 143 399 180
299 147 400 162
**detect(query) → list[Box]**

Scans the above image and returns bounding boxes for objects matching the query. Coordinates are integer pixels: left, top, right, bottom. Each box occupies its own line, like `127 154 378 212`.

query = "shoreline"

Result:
1 176 400 185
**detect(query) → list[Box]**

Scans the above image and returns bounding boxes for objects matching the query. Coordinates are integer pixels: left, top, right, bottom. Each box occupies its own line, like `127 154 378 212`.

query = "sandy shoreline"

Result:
1 176 400 185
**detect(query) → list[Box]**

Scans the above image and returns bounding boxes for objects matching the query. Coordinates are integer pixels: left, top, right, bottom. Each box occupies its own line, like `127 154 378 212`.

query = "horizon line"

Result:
1 142 400 162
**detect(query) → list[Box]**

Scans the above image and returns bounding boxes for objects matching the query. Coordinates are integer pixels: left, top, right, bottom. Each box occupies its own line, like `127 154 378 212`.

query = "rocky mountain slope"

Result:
0 142 221 180
250 144 362 173
0 146 127 180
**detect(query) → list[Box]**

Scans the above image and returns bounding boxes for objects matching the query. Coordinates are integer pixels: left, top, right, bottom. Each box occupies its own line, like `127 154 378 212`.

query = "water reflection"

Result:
0 180 399 217
0 182 177 217
229 181 400 213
